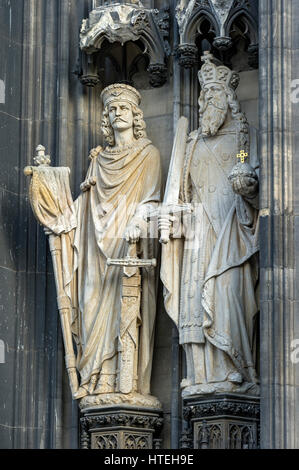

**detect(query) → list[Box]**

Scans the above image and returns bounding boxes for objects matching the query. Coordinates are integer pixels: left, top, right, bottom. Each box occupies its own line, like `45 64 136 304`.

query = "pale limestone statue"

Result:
24 84 162 409
160 52 259 397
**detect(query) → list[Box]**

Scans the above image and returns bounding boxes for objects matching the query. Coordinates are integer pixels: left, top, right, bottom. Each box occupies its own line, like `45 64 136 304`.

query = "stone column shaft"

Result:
259 0 299 449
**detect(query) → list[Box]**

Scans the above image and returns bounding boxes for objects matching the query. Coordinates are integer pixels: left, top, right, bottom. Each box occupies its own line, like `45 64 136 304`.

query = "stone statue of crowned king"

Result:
160 52 260 397
24 83 162 410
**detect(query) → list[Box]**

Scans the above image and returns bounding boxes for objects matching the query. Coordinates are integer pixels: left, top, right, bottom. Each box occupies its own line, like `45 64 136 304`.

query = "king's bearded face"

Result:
108 101 134 132
201 84 228 137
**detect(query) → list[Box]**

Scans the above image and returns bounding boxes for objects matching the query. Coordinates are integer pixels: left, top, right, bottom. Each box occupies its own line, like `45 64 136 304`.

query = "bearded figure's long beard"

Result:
201 103 228 137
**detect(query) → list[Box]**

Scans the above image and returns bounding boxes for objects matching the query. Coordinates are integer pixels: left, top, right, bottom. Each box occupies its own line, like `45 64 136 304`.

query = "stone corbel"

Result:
78 2 170 87
175 0 258 69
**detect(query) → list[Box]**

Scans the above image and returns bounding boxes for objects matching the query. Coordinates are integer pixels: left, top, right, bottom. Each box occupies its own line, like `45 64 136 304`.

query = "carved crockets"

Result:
160 51 259 398
24 84 162 410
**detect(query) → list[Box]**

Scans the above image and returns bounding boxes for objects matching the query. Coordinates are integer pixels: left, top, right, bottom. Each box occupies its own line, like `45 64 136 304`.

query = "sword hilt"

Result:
107 257 157 268
157 203 193 244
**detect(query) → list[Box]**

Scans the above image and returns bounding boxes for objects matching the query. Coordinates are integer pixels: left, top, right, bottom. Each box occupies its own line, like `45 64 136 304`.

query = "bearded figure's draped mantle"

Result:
37 137 161 398
161 119 259 391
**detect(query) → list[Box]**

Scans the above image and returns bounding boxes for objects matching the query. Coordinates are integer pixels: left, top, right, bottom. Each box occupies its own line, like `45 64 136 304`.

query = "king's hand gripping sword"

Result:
159 116 190 244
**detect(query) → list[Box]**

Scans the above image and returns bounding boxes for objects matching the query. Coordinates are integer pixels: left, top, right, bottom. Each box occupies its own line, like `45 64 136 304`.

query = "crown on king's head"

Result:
101 83 141 108
198 51 240 91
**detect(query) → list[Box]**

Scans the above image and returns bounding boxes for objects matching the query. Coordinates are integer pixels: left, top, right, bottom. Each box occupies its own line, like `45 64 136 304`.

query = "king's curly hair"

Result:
101 103 147 146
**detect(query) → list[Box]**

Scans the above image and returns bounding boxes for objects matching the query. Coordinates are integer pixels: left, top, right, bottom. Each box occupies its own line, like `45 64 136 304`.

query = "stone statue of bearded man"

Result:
25 83 162 408
160 52 259 396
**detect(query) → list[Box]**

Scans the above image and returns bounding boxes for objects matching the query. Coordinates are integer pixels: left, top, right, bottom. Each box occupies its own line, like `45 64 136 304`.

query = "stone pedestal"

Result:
182 394 260 449
259 0 299 449
80 405 163 449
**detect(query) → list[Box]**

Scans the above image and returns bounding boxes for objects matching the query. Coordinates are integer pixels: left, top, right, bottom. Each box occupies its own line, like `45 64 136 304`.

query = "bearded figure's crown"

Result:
198 51 240 91
101 83 141 108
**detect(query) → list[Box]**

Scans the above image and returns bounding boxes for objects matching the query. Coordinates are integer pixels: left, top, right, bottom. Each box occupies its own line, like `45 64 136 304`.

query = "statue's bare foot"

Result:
236 382 260 396
73 387 88 399
228 372 242 384
182 383 215 397
180 378 192 389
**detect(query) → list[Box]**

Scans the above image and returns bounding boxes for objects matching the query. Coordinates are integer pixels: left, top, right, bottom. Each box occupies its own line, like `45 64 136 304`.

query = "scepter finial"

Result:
33 145 51 166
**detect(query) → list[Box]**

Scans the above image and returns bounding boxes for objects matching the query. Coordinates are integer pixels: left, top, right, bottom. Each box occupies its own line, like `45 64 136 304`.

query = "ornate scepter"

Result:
24 146 79 397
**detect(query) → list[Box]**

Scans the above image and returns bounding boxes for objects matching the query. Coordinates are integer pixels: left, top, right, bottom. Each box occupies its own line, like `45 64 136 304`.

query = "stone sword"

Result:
107 243 156 394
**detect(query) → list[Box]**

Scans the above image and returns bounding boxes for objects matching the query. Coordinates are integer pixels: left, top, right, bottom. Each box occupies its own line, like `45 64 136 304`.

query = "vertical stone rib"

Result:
56 0 70 166
13 0 44 449
259 0 296 448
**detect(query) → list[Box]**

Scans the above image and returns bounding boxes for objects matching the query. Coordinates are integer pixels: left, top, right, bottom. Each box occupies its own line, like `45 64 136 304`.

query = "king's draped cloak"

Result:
32 137 161 395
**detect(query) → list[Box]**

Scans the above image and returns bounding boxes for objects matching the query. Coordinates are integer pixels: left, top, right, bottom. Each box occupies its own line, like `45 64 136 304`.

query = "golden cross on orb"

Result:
236 150 248 164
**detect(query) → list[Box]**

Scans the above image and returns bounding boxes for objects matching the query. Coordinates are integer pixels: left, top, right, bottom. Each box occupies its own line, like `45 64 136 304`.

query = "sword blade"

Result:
107 258 157 268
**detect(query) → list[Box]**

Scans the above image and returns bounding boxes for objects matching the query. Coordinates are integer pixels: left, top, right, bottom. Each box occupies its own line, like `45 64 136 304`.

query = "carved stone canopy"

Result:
176 0 258 70
78 2 169 88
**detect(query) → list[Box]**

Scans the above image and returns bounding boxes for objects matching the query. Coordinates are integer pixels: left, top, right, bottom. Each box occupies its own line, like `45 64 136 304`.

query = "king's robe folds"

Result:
160 52 260 396
28 137 161 402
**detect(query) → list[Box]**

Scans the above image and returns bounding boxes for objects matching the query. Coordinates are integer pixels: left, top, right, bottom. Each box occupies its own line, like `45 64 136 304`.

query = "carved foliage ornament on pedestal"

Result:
183 395 260 449
78 2 169 87
176 0 258 69
80 410 163 449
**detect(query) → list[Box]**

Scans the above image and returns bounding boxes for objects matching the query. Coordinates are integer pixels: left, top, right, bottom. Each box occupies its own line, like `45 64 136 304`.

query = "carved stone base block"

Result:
183 394 260 449
80 405 163 449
